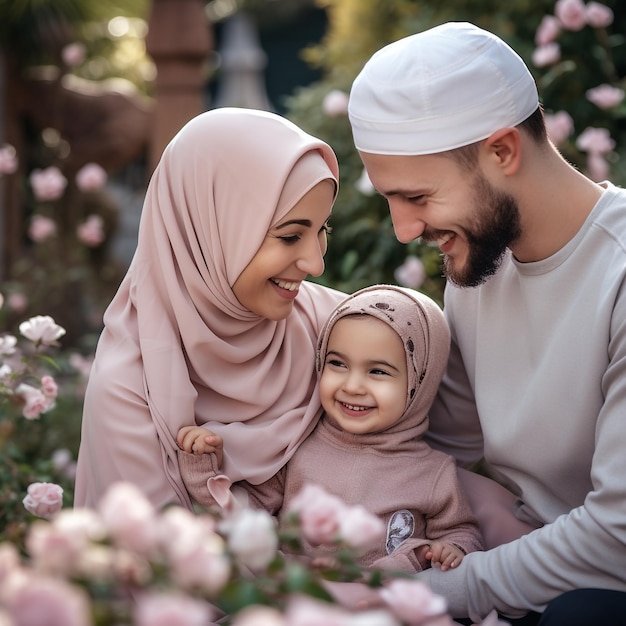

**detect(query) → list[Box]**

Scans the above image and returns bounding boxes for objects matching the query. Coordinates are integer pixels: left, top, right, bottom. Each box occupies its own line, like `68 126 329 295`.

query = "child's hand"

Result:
424 541 465 571
177 426 224 467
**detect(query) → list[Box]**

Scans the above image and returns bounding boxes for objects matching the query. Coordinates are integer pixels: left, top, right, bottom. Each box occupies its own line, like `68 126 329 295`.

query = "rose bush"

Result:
2 479 507 626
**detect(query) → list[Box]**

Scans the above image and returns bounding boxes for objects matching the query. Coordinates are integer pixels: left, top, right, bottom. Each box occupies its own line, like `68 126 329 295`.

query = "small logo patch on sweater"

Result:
386 509 415 554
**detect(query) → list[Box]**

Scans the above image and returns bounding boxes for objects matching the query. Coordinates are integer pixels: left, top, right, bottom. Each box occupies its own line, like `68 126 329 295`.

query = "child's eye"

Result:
326 358 345 368
370 368 390 376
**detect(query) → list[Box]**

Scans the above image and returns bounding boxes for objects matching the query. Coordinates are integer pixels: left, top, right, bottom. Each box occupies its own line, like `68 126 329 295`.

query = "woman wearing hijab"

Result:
74 107 345 510
180 285 483 572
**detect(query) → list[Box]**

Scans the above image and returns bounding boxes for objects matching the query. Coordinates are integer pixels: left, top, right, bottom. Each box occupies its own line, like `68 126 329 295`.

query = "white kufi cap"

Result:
348 22 539 155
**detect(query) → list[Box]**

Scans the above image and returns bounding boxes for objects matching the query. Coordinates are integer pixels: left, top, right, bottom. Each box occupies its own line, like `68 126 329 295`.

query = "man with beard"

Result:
348 21 626 626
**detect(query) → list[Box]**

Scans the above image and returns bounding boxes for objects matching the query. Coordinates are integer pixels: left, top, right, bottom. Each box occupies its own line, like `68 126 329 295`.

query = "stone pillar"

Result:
145 0 212 174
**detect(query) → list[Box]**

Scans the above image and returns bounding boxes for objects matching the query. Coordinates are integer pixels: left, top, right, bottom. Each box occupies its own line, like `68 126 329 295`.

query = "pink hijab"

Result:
74 108 344 509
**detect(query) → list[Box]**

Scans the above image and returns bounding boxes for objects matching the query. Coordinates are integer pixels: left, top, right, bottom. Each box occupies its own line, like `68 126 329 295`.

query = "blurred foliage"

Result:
284 0 626 301
0 0 149 66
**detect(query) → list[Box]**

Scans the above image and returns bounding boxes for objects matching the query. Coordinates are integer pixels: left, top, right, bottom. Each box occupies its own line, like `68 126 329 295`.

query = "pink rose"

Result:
28 214 57 243
0 144 18 175
227 508 278 571
29 166 68 202
380 579 450 625
6 574 92 626
160 509 230 593
531 43 561 67
555 0 588 30
15 383 53 419
586 84 624 109
339 504 386 552
284 595 352 626
395 255 427 289
76 162 107 191
134 591 215 626
98 482 159 555
586 153 610 182
40 375 58 399
22 482 64 519
535 15 561 45
61 42 86 67
77 214 106 247
19 315 66 345
322 89 349 117
585 2 613 28
544 110 574 146
7 292 27 313
576 126 615 154
288 483 346 545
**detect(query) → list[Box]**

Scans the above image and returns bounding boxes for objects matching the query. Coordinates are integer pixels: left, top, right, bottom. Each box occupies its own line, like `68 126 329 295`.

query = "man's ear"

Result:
482 128 522 175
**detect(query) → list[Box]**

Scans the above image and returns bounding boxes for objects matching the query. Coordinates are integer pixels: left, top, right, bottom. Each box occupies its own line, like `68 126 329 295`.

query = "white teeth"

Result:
437 233 454 246
343 403 369 411
272 279 300 291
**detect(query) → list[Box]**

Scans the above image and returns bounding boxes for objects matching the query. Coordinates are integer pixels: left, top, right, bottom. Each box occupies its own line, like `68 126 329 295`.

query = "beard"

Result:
440 173 522 288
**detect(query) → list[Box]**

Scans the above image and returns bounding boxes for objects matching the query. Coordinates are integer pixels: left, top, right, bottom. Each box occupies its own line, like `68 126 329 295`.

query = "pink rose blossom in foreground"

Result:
586 84 625 109
322 89 350 117
134 591 215 626
555 0 588 30
15 383 54 419
29 166 68 202
5 574 92 626
0 144 18 175
288 483 346 545
227 508 278 571
284 595 361 626
28 214 57 243
380 579 450 626
576 126 615 154
395 255 427 289
544 110 574 146
535 15 561 45
338 504 386 552
531 43 561 67
160 508 230 593
61 42 86 67
585 1 614 27
77 214 106 247
76 162 107 191
0 334 17 356
22 482 64 519
98 482 159 555
19 315 66 345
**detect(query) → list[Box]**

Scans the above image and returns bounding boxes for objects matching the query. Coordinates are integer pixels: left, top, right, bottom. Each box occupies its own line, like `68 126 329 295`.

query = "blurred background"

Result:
0 0 625 533
2 0 626 350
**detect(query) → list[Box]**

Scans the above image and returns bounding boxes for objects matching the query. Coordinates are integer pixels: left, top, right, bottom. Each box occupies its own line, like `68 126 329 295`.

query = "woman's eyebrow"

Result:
274 219 312 229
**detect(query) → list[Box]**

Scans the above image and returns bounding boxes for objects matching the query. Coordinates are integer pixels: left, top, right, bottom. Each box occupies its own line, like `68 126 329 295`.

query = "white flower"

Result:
355 168 376 196
227 508 278 571
19 315 66 345
0 335 17 356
